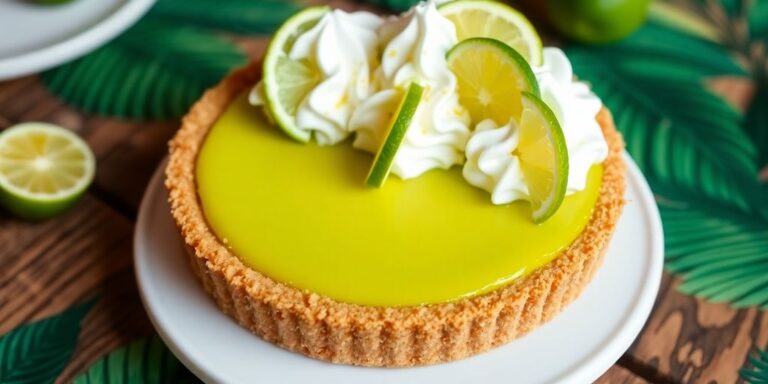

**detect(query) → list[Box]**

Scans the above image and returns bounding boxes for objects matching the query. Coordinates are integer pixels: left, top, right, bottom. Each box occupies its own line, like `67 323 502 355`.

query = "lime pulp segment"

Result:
439 0 543 66
447 37 539 126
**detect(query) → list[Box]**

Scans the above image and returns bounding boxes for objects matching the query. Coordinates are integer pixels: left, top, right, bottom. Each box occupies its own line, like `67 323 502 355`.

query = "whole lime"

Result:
546 0 652 44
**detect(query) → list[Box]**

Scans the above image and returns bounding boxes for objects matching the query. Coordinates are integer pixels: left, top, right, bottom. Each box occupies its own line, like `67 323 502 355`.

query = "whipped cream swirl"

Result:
251 10 382 145
463 119 528 204
350 1 470 179
462 48 608 203
250 1 607 194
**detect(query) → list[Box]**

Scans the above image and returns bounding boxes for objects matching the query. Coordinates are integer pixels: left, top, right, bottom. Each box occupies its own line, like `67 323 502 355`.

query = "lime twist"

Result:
516 92 569 223
366 82 424 188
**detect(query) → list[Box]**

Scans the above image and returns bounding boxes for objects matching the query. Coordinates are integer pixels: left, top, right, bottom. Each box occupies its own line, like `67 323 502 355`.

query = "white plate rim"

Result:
0 0 155 80
134 152 663 384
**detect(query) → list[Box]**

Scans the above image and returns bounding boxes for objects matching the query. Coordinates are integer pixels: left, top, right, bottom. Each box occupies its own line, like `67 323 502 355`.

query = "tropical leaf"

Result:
148 0 300 35
746 87 768 167
72 336 200 384
682 0 768 51
355 0 420 12
741 348 768 383
658 190 768 309
41 19 247 120
566 22 767 219
0 301 94 384
572 21 747 78
649 1 721 43
752 1 768 40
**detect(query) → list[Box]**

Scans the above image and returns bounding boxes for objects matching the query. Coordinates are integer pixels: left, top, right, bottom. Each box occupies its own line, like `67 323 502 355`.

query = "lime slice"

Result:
366 83 424 188
516 92 568 223
439 0 543 66
263 6 328 143
446 37 539 126
0 122 95 220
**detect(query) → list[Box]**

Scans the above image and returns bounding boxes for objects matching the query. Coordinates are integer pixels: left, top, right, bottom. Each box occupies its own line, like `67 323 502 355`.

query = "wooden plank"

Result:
91 120 178 212
0 195 154 382
0 195 129 330
627 273 768 383
594 365 650 384
0 76 172 214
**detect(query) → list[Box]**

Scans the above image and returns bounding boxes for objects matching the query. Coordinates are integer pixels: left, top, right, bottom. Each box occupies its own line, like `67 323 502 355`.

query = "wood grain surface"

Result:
0 1 765 383
627 275 768 383
595 366 651 384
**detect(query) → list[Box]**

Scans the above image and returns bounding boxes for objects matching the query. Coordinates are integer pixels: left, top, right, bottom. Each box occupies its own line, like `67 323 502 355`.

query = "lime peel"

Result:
518 92 569 223
366 82 424 188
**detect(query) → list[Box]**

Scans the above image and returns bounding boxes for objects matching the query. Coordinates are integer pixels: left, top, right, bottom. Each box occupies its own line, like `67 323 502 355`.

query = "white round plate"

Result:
0 0 154 80
135 153 663 384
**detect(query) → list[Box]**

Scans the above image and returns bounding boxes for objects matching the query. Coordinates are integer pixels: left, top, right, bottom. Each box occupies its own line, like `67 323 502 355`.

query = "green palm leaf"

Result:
699 0 743 15
700 0 768 40
0 301 94 384
355 0 420 12
752 1 768 40
41 19 247 120
746 87 768 167
575 22 747 78
659 191 768 308
566 22 765 218
148 0 300 35
72 336 200 384
741 348 768 383
649 2 721 43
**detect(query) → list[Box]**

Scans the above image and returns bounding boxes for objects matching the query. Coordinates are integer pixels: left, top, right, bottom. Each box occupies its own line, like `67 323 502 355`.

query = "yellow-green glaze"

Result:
196 95 602 307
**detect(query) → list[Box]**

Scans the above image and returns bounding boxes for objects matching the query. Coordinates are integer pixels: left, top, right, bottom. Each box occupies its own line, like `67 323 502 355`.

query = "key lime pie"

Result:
166 0 626 367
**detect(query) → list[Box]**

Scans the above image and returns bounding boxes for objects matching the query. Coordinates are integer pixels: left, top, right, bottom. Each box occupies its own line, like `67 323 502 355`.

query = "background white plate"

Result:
0 0 154 80
135 154 663 384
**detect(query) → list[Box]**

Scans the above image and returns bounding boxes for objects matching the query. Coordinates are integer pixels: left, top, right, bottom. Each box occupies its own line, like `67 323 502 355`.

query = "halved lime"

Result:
516 92 568 223
263 6 328 143
0 122 95 220
439 0 543 66
447 37 539 126
366 83 424 188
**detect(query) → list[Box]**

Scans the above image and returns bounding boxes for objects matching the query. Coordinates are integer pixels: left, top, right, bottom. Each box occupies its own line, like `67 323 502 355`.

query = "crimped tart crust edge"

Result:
165 61 627 367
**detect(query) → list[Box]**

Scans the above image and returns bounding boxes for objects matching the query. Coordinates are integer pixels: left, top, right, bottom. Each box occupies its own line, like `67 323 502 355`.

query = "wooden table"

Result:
0 2 766 383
